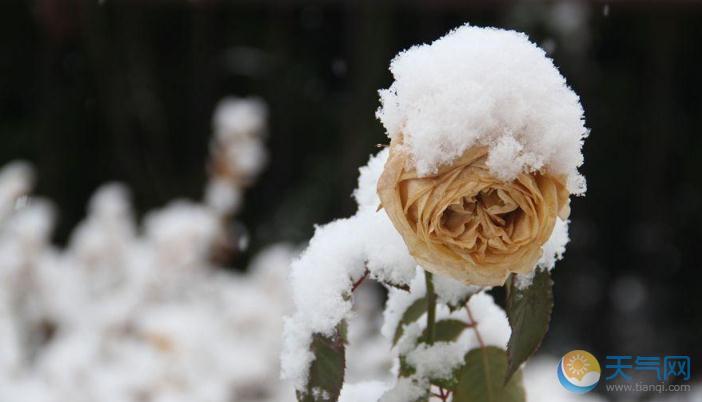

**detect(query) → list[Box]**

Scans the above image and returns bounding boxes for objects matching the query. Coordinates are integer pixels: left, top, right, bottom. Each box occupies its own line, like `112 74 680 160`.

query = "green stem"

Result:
425 271 436 345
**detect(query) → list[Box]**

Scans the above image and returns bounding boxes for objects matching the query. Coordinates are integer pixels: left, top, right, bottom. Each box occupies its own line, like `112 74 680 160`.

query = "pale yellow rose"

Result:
377 136 570 286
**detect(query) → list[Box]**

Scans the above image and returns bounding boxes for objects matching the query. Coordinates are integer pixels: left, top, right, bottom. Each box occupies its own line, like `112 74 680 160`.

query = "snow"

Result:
538 218 570 270
143 200 220 270
434 274 482 307
223 138 268 177
381 269 506 349
381 267 425 340
339 381 390 402
376 24 587 194
0 185 303 402
0 96 321 402
514 270 537 290
361 209 417 287
395 322 423 357
406 342 466 380
282 152 419 390
399 288 510 353
213 96 267 143
204 178 243 215
1 199 55 250
345 284 394 384
379 268 511 400
68 183 136 270
281 216 369 390
0 160 34 221
206 97 269 215
379 377 427 402
465 292 511 348
352 148 389 210
515 217 570 289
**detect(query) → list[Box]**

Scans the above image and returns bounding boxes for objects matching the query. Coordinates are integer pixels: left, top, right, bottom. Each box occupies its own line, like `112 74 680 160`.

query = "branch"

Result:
425 271 436 345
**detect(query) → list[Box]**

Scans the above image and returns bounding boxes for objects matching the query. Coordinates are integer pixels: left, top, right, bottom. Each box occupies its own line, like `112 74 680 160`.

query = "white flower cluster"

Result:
0 97 296 402
205 97 268 216
376 24 588 195
0 95 399 402
0 161 299 402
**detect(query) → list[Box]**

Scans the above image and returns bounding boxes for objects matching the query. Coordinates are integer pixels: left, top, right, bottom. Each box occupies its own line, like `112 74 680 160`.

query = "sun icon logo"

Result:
557 350 601 394
565 352 591 380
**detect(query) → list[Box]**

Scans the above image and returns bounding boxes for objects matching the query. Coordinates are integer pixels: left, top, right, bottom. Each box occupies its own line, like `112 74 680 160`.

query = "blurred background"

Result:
1 0 701 400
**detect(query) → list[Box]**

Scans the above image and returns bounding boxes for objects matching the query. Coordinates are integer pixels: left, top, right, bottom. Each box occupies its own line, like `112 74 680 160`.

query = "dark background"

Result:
1 0 701 393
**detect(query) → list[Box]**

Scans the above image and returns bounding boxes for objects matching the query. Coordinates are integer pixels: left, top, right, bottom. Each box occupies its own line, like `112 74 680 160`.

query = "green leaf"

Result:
297 322 347 402
420 319 467 343
399 355 415 378
504 269 554 383
392 298 427 345
453 347 526 402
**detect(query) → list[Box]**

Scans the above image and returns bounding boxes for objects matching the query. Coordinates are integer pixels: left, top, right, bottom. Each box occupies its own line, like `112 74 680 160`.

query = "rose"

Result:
377 136 570 286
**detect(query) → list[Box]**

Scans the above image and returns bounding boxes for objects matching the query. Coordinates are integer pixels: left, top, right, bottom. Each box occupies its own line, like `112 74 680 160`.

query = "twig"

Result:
465 303 485 348
431 387 450 402
351 269 369 292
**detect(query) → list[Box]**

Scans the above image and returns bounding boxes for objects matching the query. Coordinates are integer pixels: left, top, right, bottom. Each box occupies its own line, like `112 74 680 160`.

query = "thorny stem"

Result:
425 271 436 345
465 303 485 348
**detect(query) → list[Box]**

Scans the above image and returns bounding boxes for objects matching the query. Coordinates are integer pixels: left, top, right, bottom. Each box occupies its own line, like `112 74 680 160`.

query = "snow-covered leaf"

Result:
392 298 426 345
505 269 553 383
298 322 347 402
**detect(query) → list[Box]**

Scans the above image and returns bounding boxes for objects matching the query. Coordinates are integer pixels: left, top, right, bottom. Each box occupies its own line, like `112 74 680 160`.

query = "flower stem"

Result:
425 271 436 345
